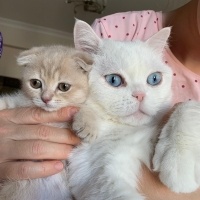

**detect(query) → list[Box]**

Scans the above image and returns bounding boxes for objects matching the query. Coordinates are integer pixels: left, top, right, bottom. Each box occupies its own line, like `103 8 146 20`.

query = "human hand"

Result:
0 106 80 180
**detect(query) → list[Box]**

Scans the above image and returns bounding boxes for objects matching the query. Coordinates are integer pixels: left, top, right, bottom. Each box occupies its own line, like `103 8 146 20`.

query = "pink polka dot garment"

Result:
92 10 200 105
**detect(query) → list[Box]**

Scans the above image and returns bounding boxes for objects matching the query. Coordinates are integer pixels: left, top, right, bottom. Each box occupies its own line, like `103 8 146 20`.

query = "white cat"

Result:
0 45 92 200
68 20 173 200
71 20 200 198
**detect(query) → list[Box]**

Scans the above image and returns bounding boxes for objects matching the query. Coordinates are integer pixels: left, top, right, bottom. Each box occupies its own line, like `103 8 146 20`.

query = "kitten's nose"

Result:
132 93 145 102
41 97 51 104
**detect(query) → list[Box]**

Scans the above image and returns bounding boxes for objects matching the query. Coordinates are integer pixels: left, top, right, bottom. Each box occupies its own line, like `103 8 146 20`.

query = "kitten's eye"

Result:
58 83 71 92
105 74 123 87
30 79 42 89
147 72 162 86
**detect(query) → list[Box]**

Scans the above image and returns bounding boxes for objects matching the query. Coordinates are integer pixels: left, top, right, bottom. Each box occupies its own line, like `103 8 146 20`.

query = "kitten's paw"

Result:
72 111 94 142
153 101 200 193
72 119 91 140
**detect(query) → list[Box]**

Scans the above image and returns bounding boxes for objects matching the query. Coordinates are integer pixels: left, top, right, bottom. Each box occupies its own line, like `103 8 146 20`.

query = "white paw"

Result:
153 101 200 193
153 140 199 193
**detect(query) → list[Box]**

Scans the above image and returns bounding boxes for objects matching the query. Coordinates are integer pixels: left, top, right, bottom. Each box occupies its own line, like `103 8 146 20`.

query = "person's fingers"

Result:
0 106 80 180
0 160 64 180
7 124 80 145
2 140 73 160
1 106 79 125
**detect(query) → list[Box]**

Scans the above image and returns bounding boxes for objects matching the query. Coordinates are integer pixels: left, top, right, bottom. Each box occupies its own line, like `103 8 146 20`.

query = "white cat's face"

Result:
89 41 172 126
18 46 92 111
74 20 172 126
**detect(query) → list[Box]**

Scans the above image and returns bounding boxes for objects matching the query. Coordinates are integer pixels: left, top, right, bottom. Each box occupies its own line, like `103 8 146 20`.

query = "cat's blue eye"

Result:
30 79 42 89
58 82 71 92
105 74 123 87
147 72 162 86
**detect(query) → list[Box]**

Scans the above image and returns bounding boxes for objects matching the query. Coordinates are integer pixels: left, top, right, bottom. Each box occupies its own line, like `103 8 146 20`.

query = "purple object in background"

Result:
0 32 3 58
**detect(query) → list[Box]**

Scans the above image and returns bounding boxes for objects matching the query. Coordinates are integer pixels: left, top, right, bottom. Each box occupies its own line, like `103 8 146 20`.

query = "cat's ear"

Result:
146 27 171 54
17 47 44 66
73 52 93 72
74 19 102 54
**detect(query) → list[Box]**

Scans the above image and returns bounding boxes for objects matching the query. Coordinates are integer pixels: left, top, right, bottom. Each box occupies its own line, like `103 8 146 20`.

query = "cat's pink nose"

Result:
133 93 145 102
41 97 51 104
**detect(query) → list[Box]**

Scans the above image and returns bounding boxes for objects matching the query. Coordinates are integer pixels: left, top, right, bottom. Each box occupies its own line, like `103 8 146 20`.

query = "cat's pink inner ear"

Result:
74 52 93 65
73 19 102 54
74 57 92 72
145 27 171 53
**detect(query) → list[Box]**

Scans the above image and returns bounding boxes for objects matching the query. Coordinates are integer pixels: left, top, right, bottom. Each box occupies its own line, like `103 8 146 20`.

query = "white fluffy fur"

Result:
153 101 200 193
68 20 173 200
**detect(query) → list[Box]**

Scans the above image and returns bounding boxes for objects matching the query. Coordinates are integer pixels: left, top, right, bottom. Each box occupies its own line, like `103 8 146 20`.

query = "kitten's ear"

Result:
146 27 171 53
73 52 93 72
17 47 44 66
74 19 102 54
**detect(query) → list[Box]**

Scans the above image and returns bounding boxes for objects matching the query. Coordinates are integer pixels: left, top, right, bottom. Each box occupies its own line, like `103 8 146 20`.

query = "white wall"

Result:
0 17 73 79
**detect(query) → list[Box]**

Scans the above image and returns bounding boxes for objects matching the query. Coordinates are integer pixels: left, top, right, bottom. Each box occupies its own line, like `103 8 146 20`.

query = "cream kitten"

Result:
0 45 92 200
68 20 173 200
0 45 92 112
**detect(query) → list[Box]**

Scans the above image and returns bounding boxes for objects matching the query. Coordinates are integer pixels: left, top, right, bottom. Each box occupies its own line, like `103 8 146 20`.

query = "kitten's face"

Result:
19 46 92 111
74 20 172 126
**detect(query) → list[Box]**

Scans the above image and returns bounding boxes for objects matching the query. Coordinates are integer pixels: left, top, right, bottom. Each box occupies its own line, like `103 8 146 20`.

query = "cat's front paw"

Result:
153 101 200 193
72 118 91 141
153 137 199 193
72 111 95 142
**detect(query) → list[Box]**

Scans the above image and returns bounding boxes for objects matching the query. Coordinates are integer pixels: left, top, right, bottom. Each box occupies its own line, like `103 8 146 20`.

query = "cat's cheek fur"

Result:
153 101 200 193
